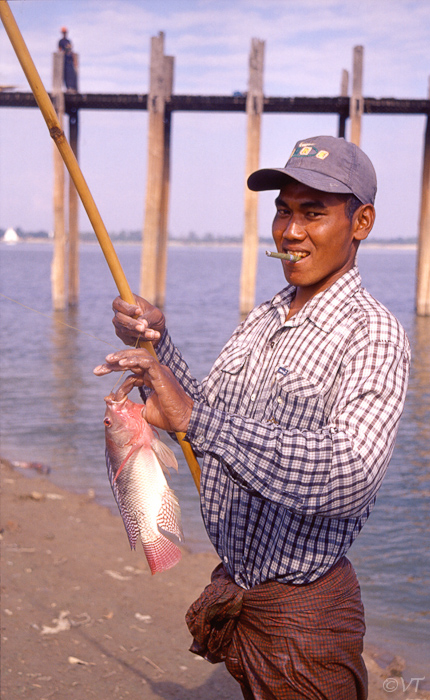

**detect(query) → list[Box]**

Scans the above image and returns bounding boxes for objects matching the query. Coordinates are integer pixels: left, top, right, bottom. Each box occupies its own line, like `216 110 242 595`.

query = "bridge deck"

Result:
1 91 429 115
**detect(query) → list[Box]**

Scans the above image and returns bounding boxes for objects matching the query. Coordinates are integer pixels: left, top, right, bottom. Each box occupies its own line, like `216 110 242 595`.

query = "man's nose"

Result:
283 219 305 239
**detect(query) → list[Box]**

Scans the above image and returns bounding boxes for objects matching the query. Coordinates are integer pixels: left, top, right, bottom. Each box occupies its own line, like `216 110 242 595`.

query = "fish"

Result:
104 389 183 575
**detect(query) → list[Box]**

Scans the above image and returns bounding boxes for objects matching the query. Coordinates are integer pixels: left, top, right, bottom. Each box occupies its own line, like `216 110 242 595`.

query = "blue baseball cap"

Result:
247 135 377 205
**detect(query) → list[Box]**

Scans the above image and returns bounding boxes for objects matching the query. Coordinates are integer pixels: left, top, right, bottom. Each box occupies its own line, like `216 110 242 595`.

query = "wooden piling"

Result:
350 46 364 146
51 51 66 311
68 53 79 307
155 54 174 308
416 79 430 316
239 38 265 317
338 68 349 138
140 32 168 304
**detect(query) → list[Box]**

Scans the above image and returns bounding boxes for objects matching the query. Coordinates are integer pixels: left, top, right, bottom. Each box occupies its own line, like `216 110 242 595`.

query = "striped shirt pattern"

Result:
155 267 410 589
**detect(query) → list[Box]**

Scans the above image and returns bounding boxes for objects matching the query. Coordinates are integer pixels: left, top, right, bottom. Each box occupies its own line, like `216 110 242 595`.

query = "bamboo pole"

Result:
239 38 265 317
0 0 201 490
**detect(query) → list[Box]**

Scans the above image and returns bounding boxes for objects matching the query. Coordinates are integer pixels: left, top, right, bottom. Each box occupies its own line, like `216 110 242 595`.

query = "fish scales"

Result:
104 391 183 575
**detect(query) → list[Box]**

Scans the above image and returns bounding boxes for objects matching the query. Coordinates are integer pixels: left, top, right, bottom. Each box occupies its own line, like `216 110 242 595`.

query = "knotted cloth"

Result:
186 562 245 663
186 558 367 700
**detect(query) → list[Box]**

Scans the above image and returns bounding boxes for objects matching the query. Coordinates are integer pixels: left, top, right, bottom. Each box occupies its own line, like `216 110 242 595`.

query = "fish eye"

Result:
104 417 112 427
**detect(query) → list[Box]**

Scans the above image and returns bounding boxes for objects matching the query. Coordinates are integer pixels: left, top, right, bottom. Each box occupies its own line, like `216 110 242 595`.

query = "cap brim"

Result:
247 167 354 197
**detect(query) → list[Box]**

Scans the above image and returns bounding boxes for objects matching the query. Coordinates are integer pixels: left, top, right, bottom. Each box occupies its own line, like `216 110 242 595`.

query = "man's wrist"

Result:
175 396 194 433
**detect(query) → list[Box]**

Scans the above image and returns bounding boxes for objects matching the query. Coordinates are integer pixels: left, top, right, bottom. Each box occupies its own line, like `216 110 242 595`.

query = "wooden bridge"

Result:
1 36 429 315
3 91 429 116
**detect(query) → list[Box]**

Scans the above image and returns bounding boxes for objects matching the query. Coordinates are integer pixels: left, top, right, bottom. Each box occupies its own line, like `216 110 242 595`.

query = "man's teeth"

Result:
287 250 309 259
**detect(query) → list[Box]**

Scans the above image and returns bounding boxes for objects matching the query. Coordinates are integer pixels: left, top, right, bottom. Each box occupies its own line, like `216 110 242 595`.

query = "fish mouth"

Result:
105 374 143 404
104 392 128 406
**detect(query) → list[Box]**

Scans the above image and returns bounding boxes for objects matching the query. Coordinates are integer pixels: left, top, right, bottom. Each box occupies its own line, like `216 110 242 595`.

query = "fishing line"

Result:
1 292 146 394
0 292 118 348
109 334 144 393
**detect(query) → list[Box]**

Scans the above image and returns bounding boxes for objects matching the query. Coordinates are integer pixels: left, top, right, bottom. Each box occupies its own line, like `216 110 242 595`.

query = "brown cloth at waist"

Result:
186 557 357 664
186 558 367 699
186 561 246 663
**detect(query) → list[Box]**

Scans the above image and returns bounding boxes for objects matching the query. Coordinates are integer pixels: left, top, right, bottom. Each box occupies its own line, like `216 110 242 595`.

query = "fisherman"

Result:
94 135 410 700
58 26 77 92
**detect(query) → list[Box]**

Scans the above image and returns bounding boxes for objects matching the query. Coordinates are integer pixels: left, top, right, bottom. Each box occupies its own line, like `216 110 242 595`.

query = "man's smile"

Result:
283 249 310 260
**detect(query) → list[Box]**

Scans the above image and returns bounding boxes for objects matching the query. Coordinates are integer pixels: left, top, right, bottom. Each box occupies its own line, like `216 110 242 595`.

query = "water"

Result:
1 241 429 682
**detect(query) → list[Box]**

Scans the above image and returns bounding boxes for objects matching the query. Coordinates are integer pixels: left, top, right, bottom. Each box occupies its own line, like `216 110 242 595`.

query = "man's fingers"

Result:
106 349 153 366
93 364 113 376
112 312 160 339
112 297 141 316
111 294 165 348
112 311 146 332
114 374 145 401
93 349 156 377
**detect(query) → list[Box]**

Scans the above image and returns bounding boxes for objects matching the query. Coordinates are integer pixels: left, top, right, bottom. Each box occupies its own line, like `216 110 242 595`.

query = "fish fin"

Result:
151 439 178 476
157 487 184 543
105 448 139 549
142 536 182 575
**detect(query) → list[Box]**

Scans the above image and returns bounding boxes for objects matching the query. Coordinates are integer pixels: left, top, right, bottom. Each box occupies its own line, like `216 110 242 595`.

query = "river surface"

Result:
0 241 429 684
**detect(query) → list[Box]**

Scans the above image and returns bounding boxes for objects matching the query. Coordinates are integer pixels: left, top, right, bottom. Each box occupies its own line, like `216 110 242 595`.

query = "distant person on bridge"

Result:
94 135 410 699
58 26 77 92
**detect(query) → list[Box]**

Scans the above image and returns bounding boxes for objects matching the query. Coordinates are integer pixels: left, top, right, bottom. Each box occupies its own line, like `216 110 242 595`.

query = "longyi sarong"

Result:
186 557 367 700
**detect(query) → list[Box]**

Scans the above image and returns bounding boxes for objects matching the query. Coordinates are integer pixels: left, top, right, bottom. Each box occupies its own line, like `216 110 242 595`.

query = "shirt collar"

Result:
271 266 362 332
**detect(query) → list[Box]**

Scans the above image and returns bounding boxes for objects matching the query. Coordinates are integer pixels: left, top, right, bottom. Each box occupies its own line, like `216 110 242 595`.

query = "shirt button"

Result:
250 393 256 401
223 556 228 563
194 435 204 445
277 396 282 404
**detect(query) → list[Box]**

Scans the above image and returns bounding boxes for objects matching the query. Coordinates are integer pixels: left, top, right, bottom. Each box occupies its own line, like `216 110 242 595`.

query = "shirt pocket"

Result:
271 369 325 430
209 349 251 412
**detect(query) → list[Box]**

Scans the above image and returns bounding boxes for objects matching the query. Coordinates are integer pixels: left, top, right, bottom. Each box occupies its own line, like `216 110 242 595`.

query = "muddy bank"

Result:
1 457 428 700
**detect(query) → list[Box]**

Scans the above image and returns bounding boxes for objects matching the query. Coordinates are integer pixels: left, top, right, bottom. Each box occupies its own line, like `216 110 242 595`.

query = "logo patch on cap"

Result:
291 144 329 160
292 144 318 157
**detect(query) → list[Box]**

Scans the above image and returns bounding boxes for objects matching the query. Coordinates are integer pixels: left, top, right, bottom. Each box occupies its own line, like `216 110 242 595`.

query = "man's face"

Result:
272 180 365 300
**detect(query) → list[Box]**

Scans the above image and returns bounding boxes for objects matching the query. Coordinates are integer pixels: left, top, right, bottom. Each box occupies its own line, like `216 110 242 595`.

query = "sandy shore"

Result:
1 456 428 700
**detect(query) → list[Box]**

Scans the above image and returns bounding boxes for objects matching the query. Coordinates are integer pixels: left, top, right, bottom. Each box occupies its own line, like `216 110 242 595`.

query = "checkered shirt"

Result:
155 266 410 589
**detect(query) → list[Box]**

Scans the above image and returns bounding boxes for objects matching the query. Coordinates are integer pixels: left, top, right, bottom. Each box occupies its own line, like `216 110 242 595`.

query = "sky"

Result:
1 0 429 240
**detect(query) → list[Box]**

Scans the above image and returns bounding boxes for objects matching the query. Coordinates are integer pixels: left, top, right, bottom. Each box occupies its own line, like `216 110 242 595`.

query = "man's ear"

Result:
353 204 375 242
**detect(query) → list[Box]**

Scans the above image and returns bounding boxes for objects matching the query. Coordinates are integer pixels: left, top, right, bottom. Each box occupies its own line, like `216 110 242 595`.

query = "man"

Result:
94 136 410 699
58 26 72 53
58 26 77 92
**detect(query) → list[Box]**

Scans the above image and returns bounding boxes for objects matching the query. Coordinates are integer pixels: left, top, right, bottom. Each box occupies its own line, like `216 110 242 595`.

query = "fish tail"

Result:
142 536 182 575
